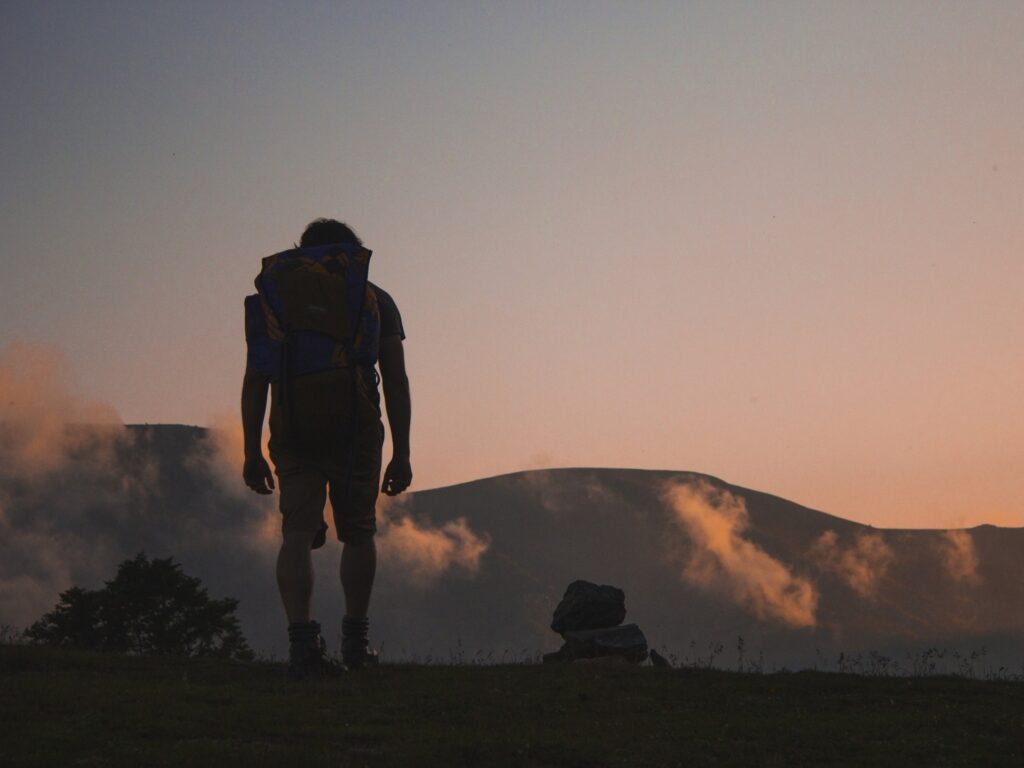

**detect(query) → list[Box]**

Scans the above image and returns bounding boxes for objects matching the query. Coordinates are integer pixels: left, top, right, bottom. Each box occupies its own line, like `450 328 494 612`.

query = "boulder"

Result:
544 624 649 664
550 580 626 633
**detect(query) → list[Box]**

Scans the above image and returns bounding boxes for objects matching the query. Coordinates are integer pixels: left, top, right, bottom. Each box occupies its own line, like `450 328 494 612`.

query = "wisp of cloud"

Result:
662 479 817 628
938 530 982 586
376 496 490 584
810 530 895 599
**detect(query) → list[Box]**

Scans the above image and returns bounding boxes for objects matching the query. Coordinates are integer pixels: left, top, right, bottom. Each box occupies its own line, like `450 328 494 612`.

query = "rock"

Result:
649 648 671 668
542 647 572 664
557 624 649 663
545 581 649 665
550 580 626 633
573 655 631 666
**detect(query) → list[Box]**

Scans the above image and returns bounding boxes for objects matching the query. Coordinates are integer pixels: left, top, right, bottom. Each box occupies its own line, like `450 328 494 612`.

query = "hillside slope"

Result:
2 425 1021 668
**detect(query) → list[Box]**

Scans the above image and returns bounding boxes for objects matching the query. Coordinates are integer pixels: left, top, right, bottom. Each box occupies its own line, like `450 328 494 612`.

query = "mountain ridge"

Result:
124 425 1020 532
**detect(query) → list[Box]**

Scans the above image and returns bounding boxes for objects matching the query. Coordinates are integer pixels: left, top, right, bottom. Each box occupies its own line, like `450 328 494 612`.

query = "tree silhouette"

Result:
26 553 253 661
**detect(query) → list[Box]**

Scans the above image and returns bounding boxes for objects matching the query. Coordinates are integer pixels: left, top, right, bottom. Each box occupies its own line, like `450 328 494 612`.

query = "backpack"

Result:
245 242 381 452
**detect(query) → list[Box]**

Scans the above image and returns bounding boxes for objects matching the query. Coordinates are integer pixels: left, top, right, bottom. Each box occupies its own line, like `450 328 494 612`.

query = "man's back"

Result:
241 218 412 676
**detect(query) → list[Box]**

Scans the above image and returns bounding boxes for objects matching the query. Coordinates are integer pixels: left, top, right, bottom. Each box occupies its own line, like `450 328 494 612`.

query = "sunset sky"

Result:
2 2 1021 529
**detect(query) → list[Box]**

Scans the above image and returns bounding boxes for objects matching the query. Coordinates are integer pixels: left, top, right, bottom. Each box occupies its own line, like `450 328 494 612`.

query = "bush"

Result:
26 553 253 661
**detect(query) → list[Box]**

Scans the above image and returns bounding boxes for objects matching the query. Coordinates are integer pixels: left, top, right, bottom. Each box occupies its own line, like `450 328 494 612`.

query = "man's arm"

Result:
241 367 275 494
378 335 412 495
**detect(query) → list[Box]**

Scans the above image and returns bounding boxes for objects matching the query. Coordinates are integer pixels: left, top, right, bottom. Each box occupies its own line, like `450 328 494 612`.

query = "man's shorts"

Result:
270 418 384 544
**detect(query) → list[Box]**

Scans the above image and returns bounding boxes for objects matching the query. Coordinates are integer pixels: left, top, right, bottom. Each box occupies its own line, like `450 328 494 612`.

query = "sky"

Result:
1 1 1021 529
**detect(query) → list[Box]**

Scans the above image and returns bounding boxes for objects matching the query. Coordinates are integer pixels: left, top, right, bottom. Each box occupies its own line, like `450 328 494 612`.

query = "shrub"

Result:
26 553 253 661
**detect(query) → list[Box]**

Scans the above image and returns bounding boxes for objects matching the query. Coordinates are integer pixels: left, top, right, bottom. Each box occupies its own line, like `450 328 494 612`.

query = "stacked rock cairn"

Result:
542 580 649 664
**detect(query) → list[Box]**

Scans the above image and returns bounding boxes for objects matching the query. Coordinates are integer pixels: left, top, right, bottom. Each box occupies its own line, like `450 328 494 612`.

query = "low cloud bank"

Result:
186 415 278 548
0 342 491 648
810 530 895 599
377 497 490 584
1 344 134 629
663 479 818 628
0 343 122 477
0 343 272 633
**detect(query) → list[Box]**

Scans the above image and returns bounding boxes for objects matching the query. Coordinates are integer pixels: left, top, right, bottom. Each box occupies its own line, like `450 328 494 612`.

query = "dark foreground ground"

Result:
1 646 1023 767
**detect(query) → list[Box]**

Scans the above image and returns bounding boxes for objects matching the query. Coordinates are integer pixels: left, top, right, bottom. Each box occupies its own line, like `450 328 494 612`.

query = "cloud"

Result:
663 479 817 628
377 496 490 584
519 469 619 513
190 412 272 497
186 413 277 548
0 419 276 636
189 415 249 496
0 498 82 631
0 343 144 630
938 530 982 586
810 530 895 599
0 343 122 477
0 343 274 635
519 469 569 512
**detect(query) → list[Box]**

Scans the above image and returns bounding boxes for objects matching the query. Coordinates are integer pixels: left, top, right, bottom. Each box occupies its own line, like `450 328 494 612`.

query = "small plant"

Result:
685 639 697 668
701 641 724 669
837 652 858 674
907 646 945 676
951 646 988 679
866 651 898 677
448 637 466 664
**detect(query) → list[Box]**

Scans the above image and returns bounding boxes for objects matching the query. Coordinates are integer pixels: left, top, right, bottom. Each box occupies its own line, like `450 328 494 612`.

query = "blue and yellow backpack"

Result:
245 242 381 451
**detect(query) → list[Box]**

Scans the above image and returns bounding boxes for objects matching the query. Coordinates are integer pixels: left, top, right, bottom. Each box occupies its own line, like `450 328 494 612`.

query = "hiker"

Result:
240 218 412 676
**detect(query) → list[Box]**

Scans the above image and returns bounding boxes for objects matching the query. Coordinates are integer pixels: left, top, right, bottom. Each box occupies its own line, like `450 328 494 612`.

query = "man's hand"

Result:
243 455 276 495
240 367 272 494
382 455 412 496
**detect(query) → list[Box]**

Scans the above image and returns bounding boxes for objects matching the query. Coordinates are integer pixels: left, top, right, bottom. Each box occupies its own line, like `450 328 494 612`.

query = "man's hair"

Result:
299 218 363 248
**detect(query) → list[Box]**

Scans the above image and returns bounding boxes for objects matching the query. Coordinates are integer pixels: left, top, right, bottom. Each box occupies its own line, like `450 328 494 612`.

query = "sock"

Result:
341 615 369 659
288 620 321 645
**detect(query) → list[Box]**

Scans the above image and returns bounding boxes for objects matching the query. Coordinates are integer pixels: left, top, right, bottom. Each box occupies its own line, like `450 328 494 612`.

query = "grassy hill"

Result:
2 645 1022 767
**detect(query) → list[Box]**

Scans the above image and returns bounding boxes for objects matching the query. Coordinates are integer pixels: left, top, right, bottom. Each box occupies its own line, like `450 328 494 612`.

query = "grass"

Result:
2 645 1023 767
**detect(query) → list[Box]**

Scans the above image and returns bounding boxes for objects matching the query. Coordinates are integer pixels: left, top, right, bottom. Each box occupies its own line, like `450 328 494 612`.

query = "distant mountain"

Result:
384 466 1024 671
3 425 1021 670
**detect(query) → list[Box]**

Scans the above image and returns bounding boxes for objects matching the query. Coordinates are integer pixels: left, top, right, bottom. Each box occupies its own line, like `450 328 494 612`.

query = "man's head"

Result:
299 218 363 248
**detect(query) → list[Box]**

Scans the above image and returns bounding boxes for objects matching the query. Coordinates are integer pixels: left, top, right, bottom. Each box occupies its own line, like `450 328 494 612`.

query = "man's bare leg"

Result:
340 536 376 668
340 537 376 618
277 532 314 623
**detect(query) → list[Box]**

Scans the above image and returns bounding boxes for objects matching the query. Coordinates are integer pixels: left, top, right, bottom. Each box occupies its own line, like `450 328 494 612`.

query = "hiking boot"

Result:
287 621 343 679
341 615 378 671
342 646 380 671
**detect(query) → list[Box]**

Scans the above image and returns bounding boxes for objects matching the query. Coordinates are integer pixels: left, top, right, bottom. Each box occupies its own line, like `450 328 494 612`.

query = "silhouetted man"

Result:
241 218 411 676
